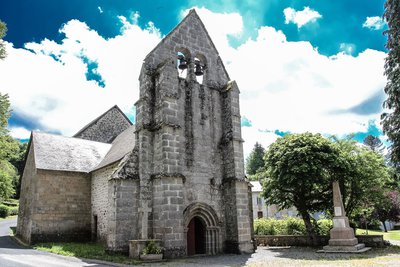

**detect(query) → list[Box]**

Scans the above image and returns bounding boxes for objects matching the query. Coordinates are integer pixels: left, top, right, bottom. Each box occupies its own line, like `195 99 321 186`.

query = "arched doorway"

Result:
184 202 221 256
187 216 206 255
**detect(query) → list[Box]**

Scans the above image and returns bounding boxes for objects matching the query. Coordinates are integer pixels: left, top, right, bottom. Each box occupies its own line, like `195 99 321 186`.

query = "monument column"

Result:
322 181 370 252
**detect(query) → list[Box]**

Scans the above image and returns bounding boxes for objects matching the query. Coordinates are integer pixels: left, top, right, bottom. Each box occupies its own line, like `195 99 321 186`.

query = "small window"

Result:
256 197 262 205
257 211 263 219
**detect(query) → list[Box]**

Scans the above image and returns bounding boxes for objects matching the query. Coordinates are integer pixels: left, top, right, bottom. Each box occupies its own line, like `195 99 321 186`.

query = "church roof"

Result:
93 125 136 171
32 131 111 173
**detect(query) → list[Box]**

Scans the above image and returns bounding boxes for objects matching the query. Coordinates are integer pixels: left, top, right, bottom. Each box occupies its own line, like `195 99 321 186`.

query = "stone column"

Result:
322 181 370 252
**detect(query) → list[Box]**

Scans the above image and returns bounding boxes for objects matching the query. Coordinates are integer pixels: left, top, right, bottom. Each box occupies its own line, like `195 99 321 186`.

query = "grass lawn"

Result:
33 242 140 265
356 228 400 241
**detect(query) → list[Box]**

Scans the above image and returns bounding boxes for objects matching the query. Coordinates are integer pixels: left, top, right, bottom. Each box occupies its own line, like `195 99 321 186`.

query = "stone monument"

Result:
322 181 370 252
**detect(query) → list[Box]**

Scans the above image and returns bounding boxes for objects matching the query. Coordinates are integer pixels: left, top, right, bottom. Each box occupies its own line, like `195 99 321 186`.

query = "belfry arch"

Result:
184 202 221 255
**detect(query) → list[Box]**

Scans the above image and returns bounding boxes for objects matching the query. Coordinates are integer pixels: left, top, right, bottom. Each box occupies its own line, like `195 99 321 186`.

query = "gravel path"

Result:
136 246 400 267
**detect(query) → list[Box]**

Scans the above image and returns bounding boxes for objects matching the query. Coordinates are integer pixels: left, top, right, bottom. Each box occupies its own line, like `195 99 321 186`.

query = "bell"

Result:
194 60 204 76
178 55 188 70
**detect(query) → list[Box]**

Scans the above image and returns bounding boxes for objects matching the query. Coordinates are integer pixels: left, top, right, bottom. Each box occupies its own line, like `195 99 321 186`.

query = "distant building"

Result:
250 181 298 219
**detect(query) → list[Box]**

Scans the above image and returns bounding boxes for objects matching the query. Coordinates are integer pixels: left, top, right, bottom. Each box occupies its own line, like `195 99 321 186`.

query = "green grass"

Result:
356 228 400 241
33 242 140 265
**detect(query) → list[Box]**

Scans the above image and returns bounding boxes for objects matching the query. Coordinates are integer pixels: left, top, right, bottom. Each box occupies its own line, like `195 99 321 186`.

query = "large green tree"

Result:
381 0 400 165
0 93 19 200
246 142 265 176
372 191 400 232
262 133 340 239
0 20 6 60
333 138 391 219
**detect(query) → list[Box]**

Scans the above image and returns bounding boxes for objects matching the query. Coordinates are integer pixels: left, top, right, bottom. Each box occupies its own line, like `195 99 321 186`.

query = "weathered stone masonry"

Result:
134 9 254 257
17 9 254 258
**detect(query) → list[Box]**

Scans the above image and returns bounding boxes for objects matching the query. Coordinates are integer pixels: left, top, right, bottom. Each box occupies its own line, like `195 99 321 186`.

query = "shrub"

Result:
2 200 18 207
142 240 162 255
254 217 334 236
316 219 333 235
285 217 307 235
8 206 18 216
0 204 9 218
254 219 281 235
254 217 306 235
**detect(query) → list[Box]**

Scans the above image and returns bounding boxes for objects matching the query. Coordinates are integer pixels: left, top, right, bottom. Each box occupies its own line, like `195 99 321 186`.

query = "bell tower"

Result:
134 9 254 258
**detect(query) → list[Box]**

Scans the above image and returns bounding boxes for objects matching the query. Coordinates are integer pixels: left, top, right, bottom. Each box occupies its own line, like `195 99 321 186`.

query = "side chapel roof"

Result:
32 131 111 173
93 125 136 171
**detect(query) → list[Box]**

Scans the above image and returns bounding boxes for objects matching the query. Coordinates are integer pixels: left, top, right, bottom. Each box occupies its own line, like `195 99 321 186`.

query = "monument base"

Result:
320 243 371 253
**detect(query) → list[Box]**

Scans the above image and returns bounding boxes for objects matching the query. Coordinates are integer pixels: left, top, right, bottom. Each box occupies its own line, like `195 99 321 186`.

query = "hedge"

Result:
254 217 333 236
0 204 10 218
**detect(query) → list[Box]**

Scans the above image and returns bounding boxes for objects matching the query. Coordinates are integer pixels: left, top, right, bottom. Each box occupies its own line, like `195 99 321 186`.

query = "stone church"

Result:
17 9 254 258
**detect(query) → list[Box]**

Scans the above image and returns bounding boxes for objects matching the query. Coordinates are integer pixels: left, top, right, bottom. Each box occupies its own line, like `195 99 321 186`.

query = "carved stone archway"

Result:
183 202 221 255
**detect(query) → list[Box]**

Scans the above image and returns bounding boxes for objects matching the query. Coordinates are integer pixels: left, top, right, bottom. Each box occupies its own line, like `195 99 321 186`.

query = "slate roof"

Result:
93 125 136 171
32 131 111 173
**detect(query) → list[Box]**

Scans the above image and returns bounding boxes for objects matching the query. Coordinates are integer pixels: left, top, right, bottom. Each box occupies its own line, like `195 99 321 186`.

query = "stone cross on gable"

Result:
138 201 152 239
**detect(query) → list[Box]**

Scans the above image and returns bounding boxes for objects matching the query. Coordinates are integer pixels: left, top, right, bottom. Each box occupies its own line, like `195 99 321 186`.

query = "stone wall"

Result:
107 178 139 252
17 144 36 244
152 176 185 258
223 180 254 253
91 163 117 243
29 169 91 243
74 106 132 144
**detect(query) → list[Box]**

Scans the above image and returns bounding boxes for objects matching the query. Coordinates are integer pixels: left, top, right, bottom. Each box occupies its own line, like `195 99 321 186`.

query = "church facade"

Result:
17 10 254 258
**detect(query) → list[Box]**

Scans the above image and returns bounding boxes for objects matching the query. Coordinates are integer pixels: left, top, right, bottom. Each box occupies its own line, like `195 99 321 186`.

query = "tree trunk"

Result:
300 211 317 245
382 220 388 232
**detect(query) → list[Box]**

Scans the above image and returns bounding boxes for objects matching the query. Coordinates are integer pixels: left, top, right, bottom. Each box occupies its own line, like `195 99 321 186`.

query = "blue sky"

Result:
0 0 389 156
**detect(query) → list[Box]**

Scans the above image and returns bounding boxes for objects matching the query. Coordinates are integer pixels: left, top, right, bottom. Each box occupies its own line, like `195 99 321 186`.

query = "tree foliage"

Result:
262 133 391 238
381 0 400 165
363 135 384 153
0 92 27 199
333 138 391 219
262 133 340 238
0 93 11 135
372 191 400 232
0 160 16 200
246 142 265 176
0 20 6 60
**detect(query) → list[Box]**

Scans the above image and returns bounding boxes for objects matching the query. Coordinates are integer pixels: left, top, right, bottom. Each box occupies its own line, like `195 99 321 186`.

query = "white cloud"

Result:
363 16 386 30
0 16 161 139
339 43 356 55
0 8 387 160
9 127 32 140
284 6 322 28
